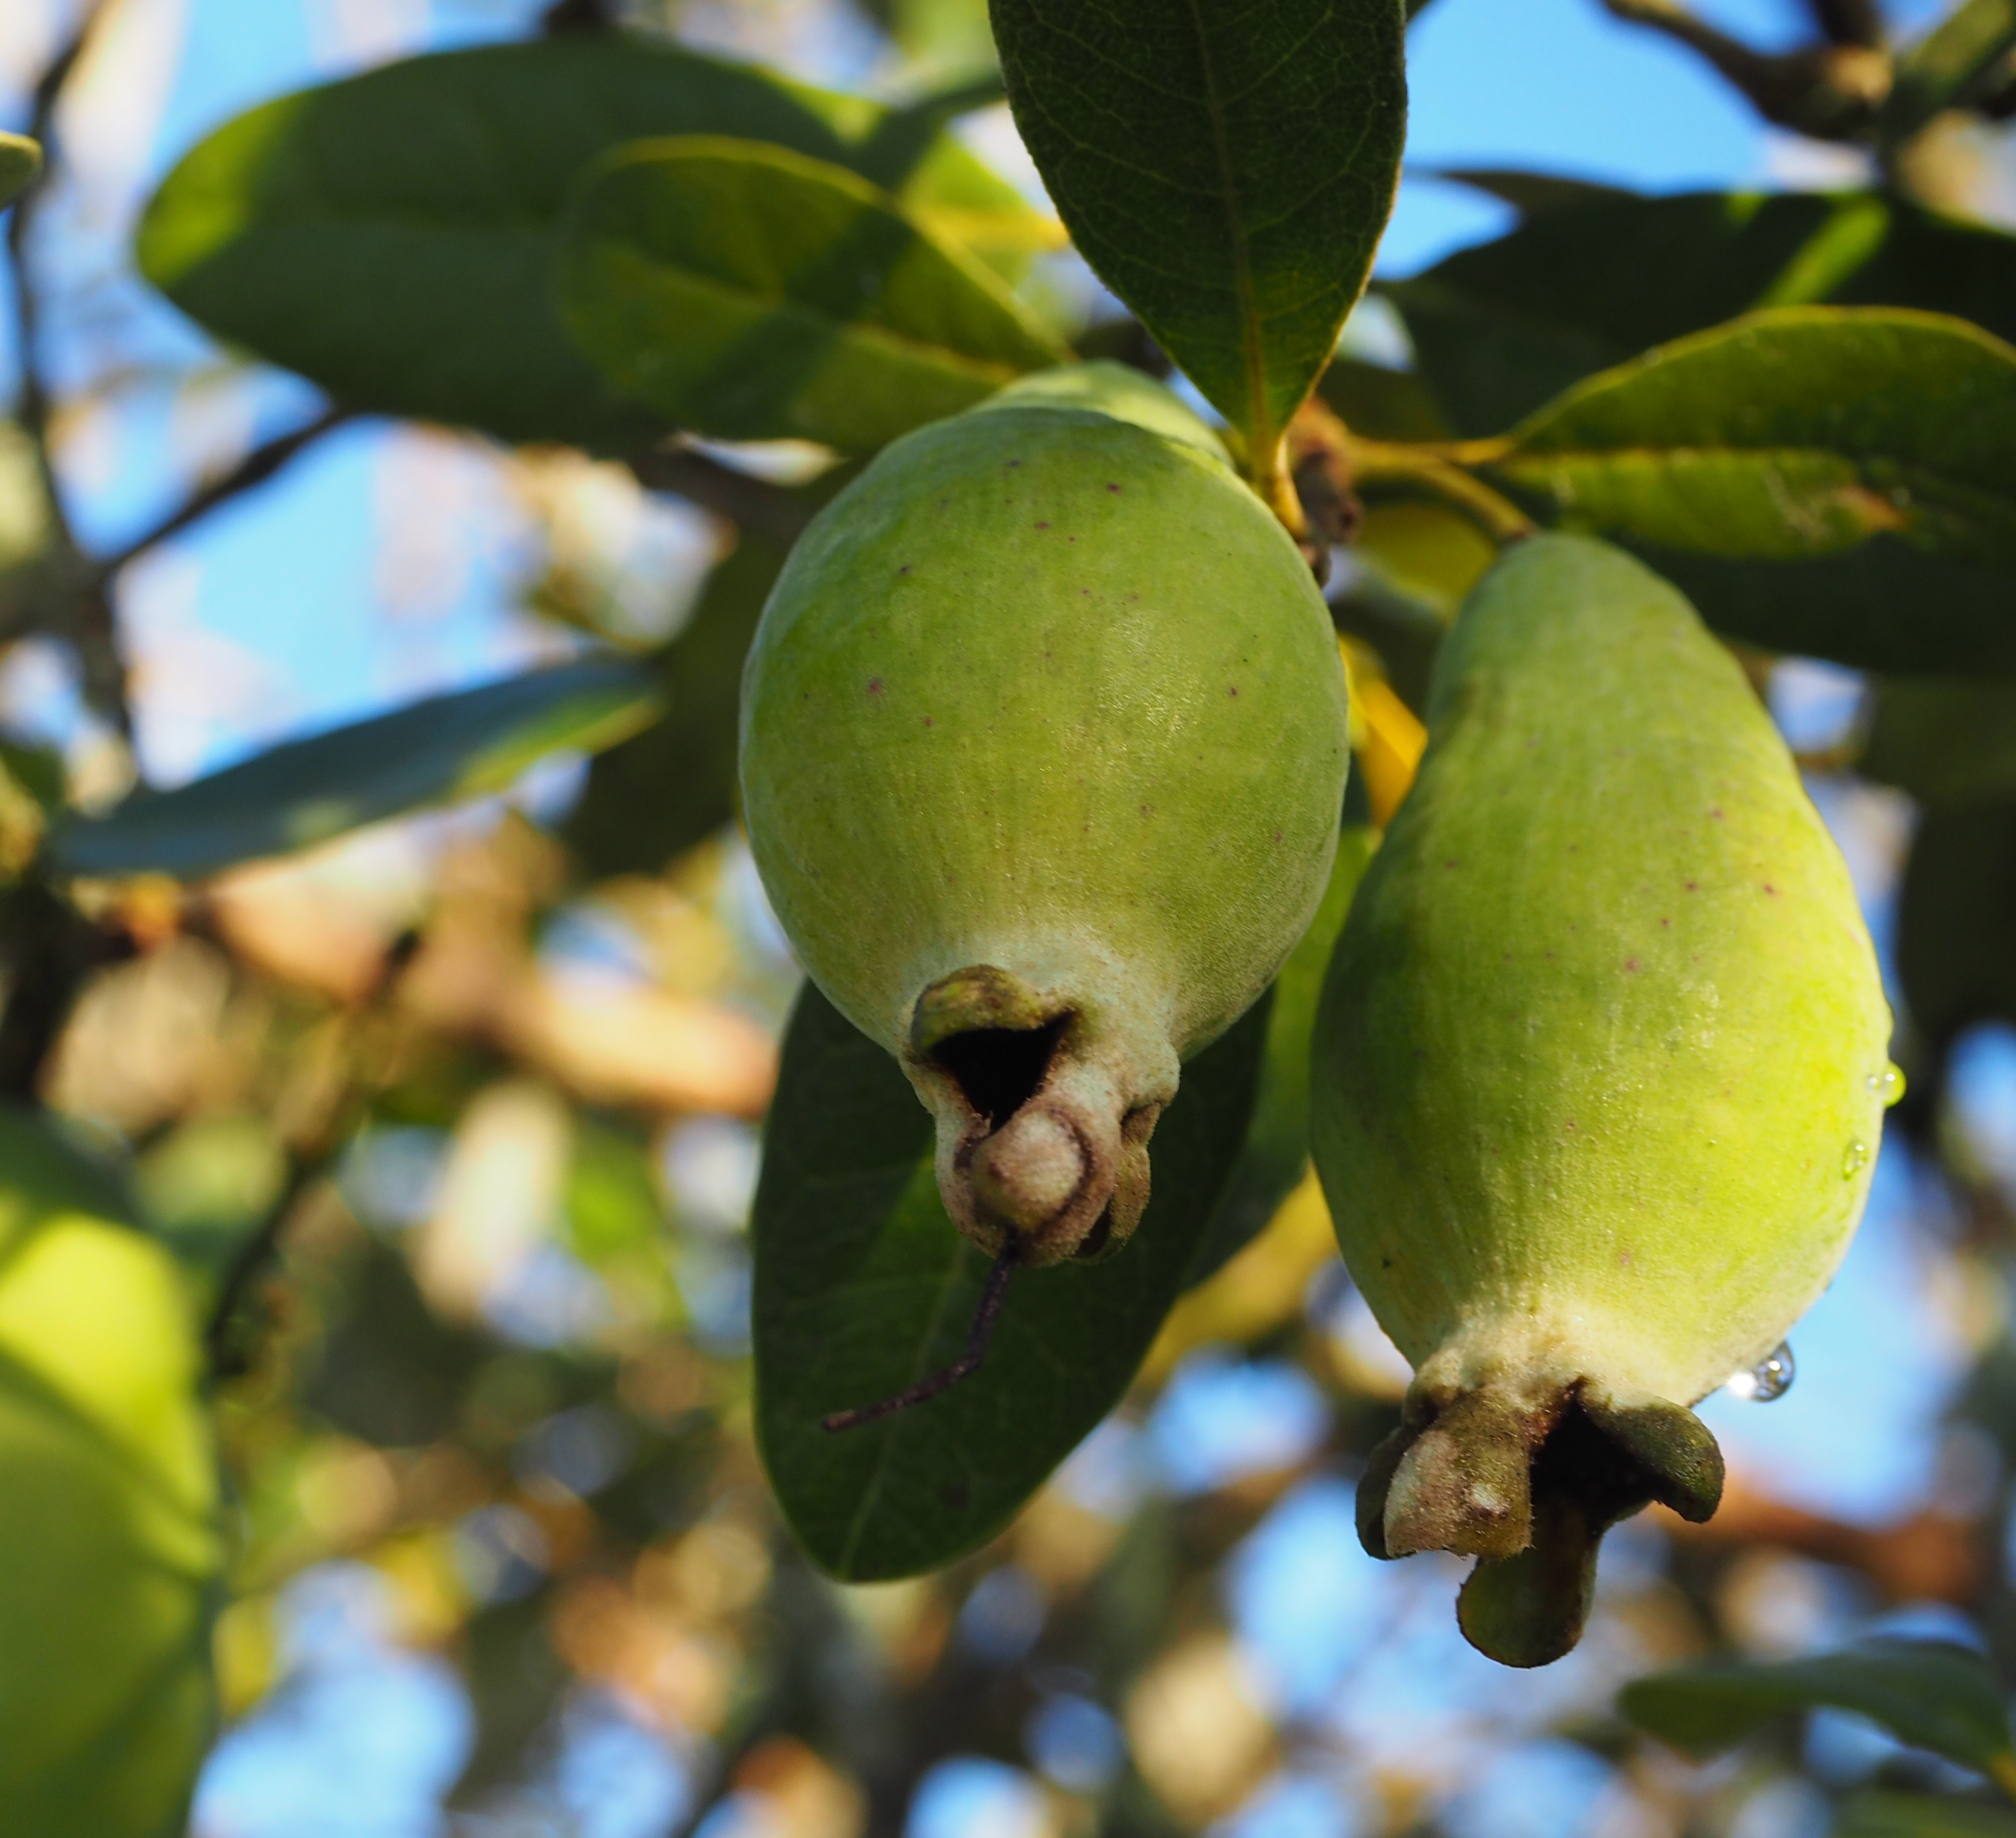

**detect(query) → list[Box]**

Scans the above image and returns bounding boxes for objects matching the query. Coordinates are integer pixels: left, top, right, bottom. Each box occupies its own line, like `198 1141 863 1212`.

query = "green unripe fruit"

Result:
1310 534 1892 1666
0 1108 220 1833
741 364 1349 1265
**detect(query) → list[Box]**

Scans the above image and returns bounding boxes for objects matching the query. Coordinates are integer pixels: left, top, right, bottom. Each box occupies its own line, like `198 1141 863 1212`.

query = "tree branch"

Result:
94 405 355 583
1595 0 1890 139
6 5 129 736
1808 0 1884 50
627 442 828 548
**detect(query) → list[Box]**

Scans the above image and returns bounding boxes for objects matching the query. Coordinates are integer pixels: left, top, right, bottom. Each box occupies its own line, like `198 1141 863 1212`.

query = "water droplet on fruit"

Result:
1881 1064 1904 1107
1727 1342 1794 1402
1843 1139 1869 1179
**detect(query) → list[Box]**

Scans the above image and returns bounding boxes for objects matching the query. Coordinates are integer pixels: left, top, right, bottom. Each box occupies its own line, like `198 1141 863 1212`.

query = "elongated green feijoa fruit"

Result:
1310 532 1893 1666
741 364 1349 1265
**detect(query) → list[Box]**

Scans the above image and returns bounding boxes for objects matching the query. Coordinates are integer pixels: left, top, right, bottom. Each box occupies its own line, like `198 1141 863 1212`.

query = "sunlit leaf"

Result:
1387 189 2016 436
0 1105 220 1837
0 133 39 210
56 657 658 880
557 137 1063 452
137 38 1037 452
754 983 1268 1580
1487 308 2016 671
1620 1641 2016 1779
990 0 1406 475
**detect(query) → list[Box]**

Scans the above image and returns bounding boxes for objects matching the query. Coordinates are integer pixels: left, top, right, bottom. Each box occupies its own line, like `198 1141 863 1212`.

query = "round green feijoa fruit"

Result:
1310 533 1894 1667
741 364 1349 1265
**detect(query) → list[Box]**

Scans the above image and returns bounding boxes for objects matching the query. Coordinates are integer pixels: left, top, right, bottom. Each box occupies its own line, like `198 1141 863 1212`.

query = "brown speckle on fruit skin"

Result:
1106 482 1121 492
1035 521 1050 530
867 679 884 697
1623 958 1641 973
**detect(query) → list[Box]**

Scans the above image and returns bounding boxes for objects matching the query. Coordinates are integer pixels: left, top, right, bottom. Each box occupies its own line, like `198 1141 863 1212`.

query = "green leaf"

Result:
990 0 1406 474
1620 1641 2016 1779
0 1105 220 1838
137 37 1040 452
1860 676 2016 806
0 133 40 211
1317 358 1449 442
1486 307 2016 672
754 982 1270 1580
1190 824 1376 1283
1387 189 2016 437
1882 0 2016 145
1837 1793 2016 1838
1897 798 2016 1050
55 657 659 881
557 137 1063 452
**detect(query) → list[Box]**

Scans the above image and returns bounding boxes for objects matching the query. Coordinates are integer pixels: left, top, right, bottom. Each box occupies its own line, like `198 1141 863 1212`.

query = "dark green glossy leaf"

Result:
137 38 1038 452
1190 825 1376 1283
1898 798 2016 1050
1838 1793 2016 1838
754 983 1270 1580
562 534 781 878
1620 1641 2016 1776
1387 189 2016 436
1860 676 2016 806
1488 308 2016 672
1882 0 2016 144
56 658 658 880
990 0 1406 465
0 133 40 210
1317 358 1449 442
558 137 1063 451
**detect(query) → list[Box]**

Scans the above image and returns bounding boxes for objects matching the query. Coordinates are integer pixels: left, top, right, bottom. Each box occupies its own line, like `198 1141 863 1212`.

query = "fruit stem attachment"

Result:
821 1237 1023 1432
1347 438 1536 545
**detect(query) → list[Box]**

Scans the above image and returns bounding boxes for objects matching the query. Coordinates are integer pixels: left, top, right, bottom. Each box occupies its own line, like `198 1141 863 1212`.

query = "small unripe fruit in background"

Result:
1310 533 1894 1666
741 364 1349 1265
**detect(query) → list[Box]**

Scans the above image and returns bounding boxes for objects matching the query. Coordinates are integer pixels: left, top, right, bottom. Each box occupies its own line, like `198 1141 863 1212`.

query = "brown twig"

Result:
0 879 131 1102
627 442 830 548
204 926 421 1380
823 1238 1022 1432
1595 0 1890 139
93 405 356 583
6 5 128 735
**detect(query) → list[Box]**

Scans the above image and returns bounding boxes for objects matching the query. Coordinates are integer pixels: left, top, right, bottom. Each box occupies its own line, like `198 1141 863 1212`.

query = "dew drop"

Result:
1879 1064 1904 1107
1727 1342 1794 1402
1842 1139 1869 1179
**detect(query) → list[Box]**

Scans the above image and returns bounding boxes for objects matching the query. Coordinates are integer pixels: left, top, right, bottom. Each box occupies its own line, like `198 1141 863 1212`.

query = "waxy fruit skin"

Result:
1310 532 1892 1664
741 365 1349 1264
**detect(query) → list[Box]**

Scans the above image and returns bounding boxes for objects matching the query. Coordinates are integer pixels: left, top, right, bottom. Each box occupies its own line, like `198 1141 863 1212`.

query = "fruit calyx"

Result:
905 963 1164 1266
1358 1371 1724 1668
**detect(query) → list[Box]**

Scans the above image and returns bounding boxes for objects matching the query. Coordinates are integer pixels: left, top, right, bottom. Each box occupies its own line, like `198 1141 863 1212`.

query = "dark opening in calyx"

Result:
1357 1379 1725 1668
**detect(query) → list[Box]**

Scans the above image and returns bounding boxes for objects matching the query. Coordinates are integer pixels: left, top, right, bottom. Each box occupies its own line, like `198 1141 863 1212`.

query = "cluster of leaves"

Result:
12 0 2016 1831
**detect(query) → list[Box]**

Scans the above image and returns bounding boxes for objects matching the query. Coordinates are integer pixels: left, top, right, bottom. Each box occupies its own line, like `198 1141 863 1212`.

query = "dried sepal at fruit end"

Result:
740 364 1349 1267
1310 533 1894 1667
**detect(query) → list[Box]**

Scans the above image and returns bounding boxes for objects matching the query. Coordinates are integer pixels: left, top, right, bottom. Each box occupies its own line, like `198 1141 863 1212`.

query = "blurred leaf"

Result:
1882 0 2016 144
302 1235 491 1448
1838 1792 2016 1838
1387 189 2016 436
137 39 1036 452
860 0 998 82
0 1104 220 1837
1620 1641 2016 1778
1189 826 1376 1283
0 133 39 210
134 1113 287 1289
1896 797 2016 1050
1317 358 1450 443
1430 166 1634 215
564 1118 666 1261
1859 676 2016 805
57 657 659 881
1488 308 2016 672
754 983 1269 1580
558 137 1062 452
563 534 782 878
447 1587 569 1808
990 0 1406 469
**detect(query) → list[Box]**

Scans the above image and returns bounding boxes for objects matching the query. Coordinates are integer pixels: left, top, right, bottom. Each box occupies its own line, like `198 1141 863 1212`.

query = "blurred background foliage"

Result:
10 1 2016 1836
